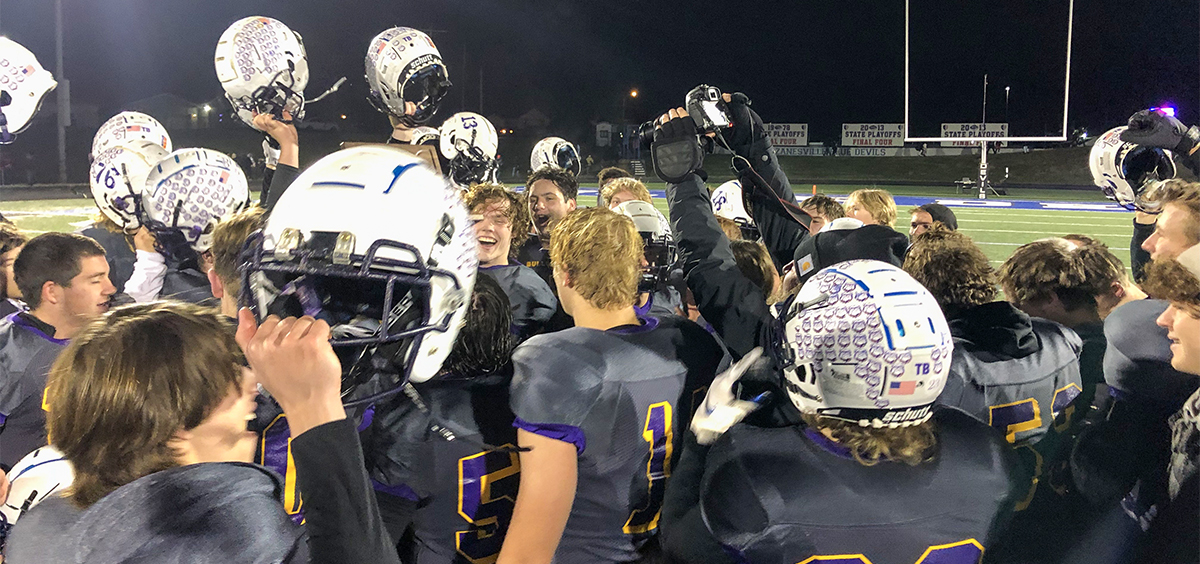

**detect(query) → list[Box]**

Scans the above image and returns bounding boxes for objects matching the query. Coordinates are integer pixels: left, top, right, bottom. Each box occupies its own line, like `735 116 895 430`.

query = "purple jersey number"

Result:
624 401 674 534
456 449 520 563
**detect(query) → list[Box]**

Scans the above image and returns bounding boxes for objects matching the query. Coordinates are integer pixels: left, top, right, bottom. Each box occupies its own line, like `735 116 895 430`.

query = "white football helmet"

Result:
530 137 580 176
365 27 451 127
409 125 440 146
1089 126 1177 212
0 37 57 143
781 260 952 428
141 148 250 261
711 179 759 240
89 141 170 231
439 112 498 188
91 111 172 158
615 200 677 293
215 16 309 130
242 145 476 403
0 446 73 549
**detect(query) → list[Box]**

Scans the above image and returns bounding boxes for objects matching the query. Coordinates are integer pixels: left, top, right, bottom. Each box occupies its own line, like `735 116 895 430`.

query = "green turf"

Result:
1 189 1135 270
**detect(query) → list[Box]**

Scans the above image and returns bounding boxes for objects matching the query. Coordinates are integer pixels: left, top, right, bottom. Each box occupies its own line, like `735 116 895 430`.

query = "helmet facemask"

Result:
447 131 497 187
398 58 451 127
227 61 306 124
639 233 678 293
242 230 466 406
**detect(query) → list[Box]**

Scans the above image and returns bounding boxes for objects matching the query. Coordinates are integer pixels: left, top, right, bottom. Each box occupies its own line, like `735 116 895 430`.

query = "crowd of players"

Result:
0 16 1193 564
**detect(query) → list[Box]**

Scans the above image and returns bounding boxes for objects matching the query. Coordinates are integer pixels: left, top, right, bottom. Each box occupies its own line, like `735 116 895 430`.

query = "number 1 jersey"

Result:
510 315 723 563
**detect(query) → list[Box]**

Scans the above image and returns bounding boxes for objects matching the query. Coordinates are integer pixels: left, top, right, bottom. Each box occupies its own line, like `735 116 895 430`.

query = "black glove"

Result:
1120 109 1200 157
723 92 769 158
652 116 704 184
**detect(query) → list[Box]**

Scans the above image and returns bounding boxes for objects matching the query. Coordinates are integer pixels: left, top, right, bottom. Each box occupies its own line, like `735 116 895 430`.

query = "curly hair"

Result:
999 238 1106 312
802 413 937 467
903 225 996 312
600 177 652 209
1143 259 1200 316
46 302 245 508
439 274 516 377
550 207 642 310
463 183 531 253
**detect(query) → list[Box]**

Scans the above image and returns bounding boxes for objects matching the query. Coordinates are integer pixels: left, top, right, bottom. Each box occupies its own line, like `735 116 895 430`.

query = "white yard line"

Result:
961 229 1129 236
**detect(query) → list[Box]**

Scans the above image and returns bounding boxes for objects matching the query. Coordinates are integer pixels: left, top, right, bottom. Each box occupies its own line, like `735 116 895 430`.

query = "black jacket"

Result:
8 419 400 564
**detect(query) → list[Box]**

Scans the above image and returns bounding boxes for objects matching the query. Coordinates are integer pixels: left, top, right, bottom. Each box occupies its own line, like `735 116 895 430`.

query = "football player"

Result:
517 165 578 286
239 141 478 527
464 183 557 339
498 207 723 564
999 238 1104 409
614 200 683 319
843 188 898 228
662 260 1020 564
0 224 27 318
126 148 250 306
907 229 1090 564
365 273 521 563
799 193 845 235
0 233 115 468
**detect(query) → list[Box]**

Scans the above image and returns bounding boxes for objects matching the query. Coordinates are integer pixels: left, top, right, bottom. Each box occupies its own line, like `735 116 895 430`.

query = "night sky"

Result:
2 0 1197 144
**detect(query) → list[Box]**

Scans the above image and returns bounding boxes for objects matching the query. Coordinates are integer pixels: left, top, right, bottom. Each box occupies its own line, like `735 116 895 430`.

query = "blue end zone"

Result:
571 186 1132 213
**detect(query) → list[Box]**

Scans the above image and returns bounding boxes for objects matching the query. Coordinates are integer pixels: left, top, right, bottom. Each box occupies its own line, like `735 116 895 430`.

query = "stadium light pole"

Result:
55 0 67 183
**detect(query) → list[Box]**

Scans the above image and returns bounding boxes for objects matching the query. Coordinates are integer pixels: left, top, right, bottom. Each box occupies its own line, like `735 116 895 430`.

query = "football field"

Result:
0 186 1136 270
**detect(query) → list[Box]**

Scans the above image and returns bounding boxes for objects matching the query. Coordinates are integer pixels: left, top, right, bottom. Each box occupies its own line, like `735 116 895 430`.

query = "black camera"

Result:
639 84 732 151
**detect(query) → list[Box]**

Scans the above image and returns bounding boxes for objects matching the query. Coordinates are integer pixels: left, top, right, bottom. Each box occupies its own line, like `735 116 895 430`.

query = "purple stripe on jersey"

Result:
0 413 7 425
608 316 659 335
803 427 855 460
356 405 375 432
479 262 516 270
634 294 653 317
10 313 67 345
513 417 586 454
372 479 419 501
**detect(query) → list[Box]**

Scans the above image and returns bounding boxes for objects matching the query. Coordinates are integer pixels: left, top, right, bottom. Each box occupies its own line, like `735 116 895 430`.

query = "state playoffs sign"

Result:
841 124 904 147
766 123 808 148
940 123 1009 147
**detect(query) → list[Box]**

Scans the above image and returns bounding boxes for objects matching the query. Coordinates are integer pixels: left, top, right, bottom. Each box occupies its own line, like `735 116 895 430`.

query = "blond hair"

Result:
1156 180 1200 245
845 189 897 226
550 207 642 310
210 205 265 298
716 216 743 241
802 413 937 467
601 177 652 208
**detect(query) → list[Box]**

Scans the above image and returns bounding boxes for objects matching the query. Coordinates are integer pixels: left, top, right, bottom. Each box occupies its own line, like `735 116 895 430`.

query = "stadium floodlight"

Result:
904 0 1075 143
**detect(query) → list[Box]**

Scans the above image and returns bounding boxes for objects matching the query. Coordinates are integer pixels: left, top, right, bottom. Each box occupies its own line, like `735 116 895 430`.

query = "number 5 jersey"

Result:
509 315 724 563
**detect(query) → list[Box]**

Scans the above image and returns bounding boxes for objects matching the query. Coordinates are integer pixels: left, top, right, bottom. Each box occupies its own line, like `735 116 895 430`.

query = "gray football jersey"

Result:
510 315 722 564
479 264 558 339
0 313 66 468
